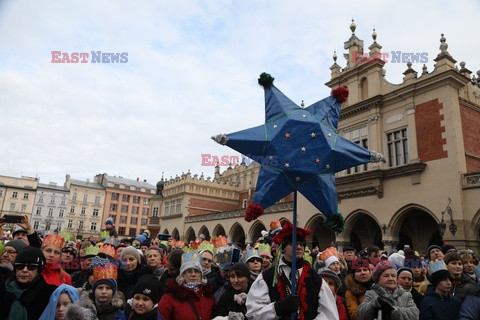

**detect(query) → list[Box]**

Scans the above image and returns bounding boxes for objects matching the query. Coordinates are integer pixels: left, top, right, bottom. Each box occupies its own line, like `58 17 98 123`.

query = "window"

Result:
344 126 369 174
12 192 18 198
81 207 86 215
0 190 3 197
143 197 149 205
72 193 77 201
45 222 51 231
61 197 66 205
39 195 44 203
175 199 182 214
118 227 126 235
128 228 136 236
387 128 409 167
132 206 139 214
23 193 29 200
59 209 64 218
141 218 148 225
70 205 75 213
48 208 53 217
110 203 118 211
122 194 130 202
21 205 27 213
83 194 88 202
50 197 55 204
242 199 247 208
9 203 15 211
133 196 140 204
79 221 84 230
119 216 127 223
95 196 101 204
36 207 42 215
121 205 128 213
164 202 170 216
109 215 116 223
142 208 149 216
152 207 159 217
33 221 39 230
93 208 99 216
68 220 73 229
111 193 119 201
130 217 138 224
57 223 62 232
90 222 97 231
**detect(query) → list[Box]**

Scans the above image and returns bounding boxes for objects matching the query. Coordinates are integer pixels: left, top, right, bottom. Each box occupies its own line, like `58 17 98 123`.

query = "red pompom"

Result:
331 86 349 103
244 203 264 222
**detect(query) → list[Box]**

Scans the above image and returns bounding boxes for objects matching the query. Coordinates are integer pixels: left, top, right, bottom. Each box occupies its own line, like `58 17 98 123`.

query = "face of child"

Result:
324 277 338 297
132 293 154 315
56 293 72 320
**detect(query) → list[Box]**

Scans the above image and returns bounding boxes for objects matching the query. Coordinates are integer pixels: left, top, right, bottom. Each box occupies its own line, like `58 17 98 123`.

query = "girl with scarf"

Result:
159 252 215 320
214 262 251 317
39 284 80 320
41 234 72 286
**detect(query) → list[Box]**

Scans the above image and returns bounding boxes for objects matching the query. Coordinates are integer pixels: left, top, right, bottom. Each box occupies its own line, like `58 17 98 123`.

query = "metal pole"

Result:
291 190 298 320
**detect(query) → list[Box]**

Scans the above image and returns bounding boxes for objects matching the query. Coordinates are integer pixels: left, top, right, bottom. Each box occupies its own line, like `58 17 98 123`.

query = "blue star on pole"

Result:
212 73 385 232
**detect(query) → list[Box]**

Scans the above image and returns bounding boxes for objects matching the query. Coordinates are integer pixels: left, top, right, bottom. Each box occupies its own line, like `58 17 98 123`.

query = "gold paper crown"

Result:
319 247 339 261
42 234 65 249
84 245 99 257
270 220 282 231
198 242 215 255
99 244 116 258
427 260 448 276
212 236 228 248
257 243 272 255
91 256 118 281
58 232 75 242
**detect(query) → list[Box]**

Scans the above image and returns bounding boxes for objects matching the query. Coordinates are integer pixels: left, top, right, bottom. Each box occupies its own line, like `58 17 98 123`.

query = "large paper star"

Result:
213 73 385 232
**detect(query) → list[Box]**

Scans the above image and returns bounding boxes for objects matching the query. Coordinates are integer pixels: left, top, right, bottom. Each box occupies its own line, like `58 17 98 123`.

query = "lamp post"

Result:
439 198 457 237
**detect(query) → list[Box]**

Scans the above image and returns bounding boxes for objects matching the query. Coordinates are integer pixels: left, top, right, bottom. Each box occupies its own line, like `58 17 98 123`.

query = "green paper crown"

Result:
58 232 75 242
198 242 215 255
304 252 313 265
257 243 271 255
0 241 4 256
84 245 99 257
99 231 110 239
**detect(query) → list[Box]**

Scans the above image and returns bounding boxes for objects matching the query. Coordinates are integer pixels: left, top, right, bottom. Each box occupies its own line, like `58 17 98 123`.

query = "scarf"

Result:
5 280 28 320
277 261 310 320
282 257 304 270
184 282 201 292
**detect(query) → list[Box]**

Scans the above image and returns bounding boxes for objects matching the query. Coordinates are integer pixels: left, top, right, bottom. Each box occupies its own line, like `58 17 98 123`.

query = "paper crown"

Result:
182 251 201 265
257 243 272 256
189 240 204 250
99 231 110 239
0 241 4 255
83 245 99 258
304 252 313 265
271 220 312 244
99 244 116 258
175 240 187 248
91 256 118 281
42 234 65 249
198 242 215 255
427 260 448 276
319 247 339 262
216 250 232 265
243 248 261 263
58 232 75 242
270 220 282 233
212 236 228 248
475 265 480 279
104 236 119 247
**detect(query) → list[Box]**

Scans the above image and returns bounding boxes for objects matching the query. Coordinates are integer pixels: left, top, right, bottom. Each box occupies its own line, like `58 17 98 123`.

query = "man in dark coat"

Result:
0 246 57 320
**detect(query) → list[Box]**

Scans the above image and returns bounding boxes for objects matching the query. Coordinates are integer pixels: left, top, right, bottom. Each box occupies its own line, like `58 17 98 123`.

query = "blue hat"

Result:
105 217 114 226
136 234 147 243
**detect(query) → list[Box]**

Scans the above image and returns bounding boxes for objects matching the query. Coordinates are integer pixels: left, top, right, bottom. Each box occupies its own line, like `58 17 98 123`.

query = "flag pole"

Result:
291 190 298 320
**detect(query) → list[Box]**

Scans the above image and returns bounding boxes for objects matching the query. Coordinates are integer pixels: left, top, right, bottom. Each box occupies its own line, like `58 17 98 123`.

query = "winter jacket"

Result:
405 287 423 308
336 295 348 320
158 279 215 320
81 289 125 320
117 263 152 300
451 273 477 301
345 274 372 320
0 275 57 320
419 285 461 320
357 284 419 320
42 261 72 286
214 282 250 317
114 304 161 320
458 284 480 320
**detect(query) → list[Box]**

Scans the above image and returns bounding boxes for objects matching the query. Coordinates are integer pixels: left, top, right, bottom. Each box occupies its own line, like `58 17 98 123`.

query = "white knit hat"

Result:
325 255 340 268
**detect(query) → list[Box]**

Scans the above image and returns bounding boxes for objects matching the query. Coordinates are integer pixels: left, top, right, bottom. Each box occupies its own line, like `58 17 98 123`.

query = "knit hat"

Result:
135 234 147 243
325 256 340 268
105 217 114 226
343 245 356 253
5 239 27 253
14 246 46 271
396 267 414 280
140 239 151 248
388 251 405 270
133 274 161 302
229 262 250 278
429 269 452 287
318 269 342 290
120 246 141 263
372 260 393 283
442 244 456 255
426 245 442 260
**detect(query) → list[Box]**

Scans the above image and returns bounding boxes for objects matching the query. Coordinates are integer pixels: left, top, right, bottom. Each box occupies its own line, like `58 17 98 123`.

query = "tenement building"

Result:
31 182 69 233
149 24 480 254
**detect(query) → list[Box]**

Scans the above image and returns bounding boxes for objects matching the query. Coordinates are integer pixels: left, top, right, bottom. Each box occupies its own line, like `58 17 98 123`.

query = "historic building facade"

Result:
31 182 69 233
64 174 105 238
148 24 480 254
95 174 155 237
0 175 38 220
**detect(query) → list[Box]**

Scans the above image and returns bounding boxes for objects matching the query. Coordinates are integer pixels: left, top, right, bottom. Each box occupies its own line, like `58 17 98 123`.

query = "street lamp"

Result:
439 198 457 237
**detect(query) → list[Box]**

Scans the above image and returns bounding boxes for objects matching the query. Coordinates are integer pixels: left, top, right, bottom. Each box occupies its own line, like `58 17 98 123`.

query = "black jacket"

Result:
215 282 251 317
117 264 152 299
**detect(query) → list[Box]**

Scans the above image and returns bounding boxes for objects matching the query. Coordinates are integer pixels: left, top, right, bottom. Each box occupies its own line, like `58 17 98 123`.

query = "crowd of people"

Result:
1 214 480 320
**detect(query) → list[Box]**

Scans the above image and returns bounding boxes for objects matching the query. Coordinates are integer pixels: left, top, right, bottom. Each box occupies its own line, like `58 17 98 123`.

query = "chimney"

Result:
143 179 147 182
137 178 139 181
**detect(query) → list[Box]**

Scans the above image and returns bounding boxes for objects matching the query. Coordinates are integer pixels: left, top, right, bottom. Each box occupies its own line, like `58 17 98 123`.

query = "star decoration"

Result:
273 124 277 128
301 147 306 152
302 114 307 118
212 73 385 231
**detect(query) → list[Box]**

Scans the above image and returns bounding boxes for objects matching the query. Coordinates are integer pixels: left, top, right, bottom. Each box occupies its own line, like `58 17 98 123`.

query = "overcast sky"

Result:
0 0 479 186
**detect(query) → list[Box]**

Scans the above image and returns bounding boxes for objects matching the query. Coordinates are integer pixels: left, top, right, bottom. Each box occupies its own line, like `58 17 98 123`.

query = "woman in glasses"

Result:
159 252 215 320
0 247 57 319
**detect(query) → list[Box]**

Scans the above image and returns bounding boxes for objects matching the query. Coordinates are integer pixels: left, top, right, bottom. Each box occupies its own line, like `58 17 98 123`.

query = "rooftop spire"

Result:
350 19 357 35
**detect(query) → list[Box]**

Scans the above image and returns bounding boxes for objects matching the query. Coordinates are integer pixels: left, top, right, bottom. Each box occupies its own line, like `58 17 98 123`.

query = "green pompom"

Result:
258 72 274 88
324 211 345 233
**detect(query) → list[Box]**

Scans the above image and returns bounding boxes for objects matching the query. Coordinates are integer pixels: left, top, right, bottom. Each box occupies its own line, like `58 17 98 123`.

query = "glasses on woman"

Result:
14 263 39 271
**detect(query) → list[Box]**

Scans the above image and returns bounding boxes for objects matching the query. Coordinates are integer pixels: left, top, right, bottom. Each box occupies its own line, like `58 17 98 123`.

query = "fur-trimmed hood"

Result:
81 288 125 309
65 299 97 320
345 274 372 297
165 278 213 301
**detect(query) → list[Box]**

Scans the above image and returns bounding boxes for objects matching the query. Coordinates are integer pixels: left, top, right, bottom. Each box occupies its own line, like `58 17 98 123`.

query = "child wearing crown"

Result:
41 233 72 286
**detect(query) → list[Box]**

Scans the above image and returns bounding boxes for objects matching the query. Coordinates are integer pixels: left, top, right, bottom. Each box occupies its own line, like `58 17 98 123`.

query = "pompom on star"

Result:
212 73 385 232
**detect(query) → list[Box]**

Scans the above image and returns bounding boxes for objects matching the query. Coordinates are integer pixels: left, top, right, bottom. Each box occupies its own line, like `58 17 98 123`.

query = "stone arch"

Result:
185 227 196 243
198 225 210 241
470 208 480 241
229 223 245 245
248 220 267 243
162 228 169 234
171 228 180 241
305 214 336 250
344 210 382 251
212 224 226 237
389 204 441 253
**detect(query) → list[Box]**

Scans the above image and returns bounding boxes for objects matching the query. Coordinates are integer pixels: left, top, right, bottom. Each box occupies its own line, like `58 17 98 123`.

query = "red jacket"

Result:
42 262 72 286
336 295 348 320
158 279 215 320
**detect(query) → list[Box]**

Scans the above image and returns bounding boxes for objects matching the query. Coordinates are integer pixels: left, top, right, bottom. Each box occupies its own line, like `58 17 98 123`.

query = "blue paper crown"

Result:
427 260 448 276
182 251 201 265
104 236 119 247
243 248 261 263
